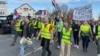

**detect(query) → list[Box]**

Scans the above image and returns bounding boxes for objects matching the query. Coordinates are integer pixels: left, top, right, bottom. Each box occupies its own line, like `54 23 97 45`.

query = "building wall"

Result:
16 4 35 18
0 3 7 16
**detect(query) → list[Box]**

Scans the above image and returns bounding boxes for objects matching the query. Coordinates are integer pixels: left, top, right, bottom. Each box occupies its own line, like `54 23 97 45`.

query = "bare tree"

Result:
99 13 100 19
50 4 68 19
60 4 68 18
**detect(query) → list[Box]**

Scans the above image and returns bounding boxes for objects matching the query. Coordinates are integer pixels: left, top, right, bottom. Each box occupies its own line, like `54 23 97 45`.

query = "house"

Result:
16 3 35 19
0 1 7 16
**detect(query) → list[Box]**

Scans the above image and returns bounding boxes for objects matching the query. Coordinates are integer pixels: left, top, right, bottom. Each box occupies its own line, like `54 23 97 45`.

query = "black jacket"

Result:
20 22 34 38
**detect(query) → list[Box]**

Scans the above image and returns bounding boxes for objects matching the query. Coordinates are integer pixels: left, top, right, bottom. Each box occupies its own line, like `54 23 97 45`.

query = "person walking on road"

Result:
72 21 80 49
78 21 93 52
11 17 22 46
60 21 72 56
36 17 54 56
96 20 100 56
57 17 64 49
19 17 36 56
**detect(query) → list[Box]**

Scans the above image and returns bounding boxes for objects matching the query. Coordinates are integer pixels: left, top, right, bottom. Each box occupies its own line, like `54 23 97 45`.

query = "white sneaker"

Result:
12 35 14 37
74 45 77 48
57 46 60 49
76 45 79 49
97 54 100 56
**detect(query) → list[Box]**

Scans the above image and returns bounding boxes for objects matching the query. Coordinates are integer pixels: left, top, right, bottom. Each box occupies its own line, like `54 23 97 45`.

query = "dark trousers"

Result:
81 36 90 50
73 32 79 45
93 33 96 41
11 26 15 35
34 28 38 37
57 32 62 46
96 39 100 54
37 28 40 33
41 38 51 56
13 31 22 44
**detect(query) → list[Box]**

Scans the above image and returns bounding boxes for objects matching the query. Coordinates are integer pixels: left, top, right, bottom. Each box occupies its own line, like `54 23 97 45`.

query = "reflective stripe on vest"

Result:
61 27 72 43
15 20 22 31
41 24 51 39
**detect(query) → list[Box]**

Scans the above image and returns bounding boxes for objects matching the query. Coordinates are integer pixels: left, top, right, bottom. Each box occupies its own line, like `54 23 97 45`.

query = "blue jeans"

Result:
20 40 35 56
96 39 100 54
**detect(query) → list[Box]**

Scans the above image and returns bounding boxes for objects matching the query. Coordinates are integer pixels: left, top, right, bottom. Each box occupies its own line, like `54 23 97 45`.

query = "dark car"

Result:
0 20 11 34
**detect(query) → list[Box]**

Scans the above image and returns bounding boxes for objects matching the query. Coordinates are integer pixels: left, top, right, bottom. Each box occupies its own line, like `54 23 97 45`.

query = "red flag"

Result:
68 12 73 21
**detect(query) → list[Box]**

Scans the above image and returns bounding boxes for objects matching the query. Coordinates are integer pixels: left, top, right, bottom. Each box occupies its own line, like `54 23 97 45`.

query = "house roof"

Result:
35 10 42 15
16 3 35 11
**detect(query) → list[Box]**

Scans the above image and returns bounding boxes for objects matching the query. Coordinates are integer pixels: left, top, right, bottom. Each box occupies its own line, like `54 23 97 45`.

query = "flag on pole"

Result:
39 10 47 18
13 9 19 19
52 0 59 9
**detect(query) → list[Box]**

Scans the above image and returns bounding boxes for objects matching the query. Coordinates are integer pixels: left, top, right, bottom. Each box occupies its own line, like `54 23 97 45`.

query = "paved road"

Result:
0 35 97 56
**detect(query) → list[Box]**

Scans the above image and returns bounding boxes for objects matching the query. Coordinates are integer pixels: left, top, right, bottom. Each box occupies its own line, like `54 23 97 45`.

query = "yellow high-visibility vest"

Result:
41 24 51 39
33 20 38 28
61 27 72 44
15 20 22 31
80 25 90 36
97 25 100 38
37 21 41 28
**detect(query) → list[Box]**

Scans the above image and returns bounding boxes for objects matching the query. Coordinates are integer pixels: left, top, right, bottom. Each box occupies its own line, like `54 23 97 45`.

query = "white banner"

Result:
73 4 92 21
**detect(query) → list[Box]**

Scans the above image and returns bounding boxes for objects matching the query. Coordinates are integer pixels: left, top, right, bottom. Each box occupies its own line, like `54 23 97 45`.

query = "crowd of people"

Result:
10 16 100 56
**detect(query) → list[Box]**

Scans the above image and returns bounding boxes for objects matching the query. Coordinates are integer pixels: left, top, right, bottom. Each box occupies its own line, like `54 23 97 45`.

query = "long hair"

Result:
64 21 71 31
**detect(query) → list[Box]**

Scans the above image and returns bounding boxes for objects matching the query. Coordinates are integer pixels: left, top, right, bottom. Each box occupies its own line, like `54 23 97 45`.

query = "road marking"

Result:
25 47 42 56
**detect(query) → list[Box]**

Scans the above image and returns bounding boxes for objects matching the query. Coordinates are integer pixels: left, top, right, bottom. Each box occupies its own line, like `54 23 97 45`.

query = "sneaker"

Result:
33 37 36 39
12 35 15 37
97 54 100 56
11 43 15 46
57 46 60 49
74 45 77 48
76 45 79 49
48 52 52 56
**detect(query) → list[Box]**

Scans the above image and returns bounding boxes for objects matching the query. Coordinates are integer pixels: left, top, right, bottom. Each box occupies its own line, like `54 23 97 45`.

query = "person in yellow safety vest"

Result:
60 21 72 56
36 17 54 56
96 20 100 56
50 18 55 30
57 17 64 49
78 21 93 52
31 18 35 37
37 17 42 32
33 18 38 38
11 18 22 46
